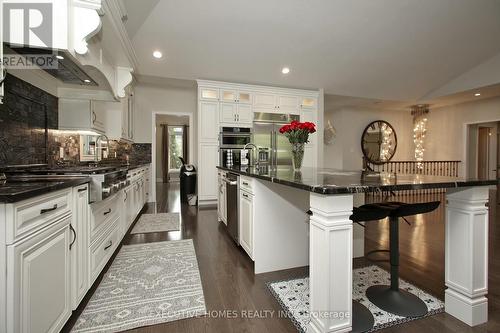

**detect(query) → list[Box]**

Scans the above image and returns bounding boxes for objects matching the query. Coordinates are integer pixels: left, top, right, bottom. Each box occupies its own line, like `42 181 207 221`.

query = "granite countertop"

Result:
0 162 151 203
0 162 151 175
0 177 91 203
218 165 498 194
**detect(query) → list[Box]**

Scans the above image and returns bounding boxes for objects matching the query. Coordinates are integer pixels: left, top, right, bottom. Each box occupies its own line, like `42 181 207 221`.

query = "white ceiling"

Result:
120 0 500 102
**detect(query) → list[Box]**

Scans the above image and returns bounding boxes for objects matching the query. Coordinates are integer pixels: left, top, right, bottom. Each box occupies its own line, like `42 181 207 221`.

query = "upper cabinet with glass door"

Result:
299 97 318 110
220 89 252 104
199 88 219 101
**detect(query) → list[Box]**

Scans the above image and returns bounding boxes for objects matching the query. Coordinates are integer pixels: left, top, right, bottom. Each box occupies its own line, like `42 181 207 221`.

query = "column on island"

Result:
445 186 489 326
308 193 354 333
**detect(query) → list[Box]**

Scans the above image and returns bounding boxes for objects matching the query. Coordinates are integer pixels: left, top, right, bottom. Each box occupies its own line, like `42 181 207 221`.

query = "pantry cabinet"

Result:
198 143 219 202
199 101 219 142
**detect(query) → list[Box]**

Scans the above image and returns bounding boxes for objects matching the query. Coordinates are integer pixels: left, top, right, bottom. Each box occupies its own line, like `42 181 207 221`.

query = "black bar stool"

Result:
349 205 393 333
365 201 440 318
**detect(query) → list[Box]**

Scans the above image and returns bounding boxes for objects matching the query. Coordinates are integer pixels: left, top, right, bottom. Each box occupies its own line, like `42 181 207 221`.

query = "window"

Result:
168 126 184 170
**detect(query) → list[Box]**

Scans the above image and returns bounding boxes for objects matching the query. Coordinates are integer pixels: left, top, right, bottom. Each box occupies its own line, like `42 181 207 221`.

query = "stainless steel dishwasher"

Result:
225 172 239 244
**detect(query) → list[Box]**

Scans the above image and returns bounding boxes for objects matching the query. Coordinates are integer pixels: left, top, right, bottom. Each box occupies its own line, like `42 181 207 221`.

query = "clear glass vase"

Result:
291 143 305 171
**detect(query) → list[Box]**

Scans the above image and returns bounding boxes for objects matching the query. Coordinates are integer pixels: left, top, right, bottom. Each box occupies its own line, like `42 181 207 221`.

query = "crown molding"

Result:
102 0 140 72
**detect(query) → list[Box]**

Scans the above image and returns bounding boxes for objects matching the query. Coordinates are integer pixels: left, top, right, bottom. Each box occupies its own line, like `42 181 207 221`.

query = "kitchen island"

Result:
218 165 498 333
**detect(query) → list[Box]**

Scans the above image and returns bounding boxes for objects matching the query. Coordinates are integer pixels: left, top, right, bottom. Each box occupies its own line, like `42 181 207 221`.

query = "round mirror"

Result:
361 120 397 164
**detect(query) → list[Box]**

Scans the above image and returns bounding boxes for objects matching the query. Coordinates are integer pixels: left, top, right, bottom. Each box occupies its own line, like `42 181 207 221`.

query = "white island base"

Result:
250 178 490 333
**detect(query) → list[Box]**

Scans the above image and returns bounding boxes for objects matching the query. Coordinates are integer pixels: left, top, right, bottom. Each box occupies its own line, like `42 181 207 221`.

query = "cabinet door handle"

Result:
103 208 112 215
104 240 113 250
92 111 96 123
242 193 249 198
78 187 87 192
242 182 249 186
69 224 77 250
40 204 58 214
124 190 128 202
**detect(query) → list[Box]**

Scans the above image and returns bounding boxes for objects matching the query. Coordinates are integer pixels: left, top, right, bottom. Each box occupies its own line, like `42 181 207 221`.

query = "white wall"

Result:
323 106 414 170
426 96 500 176
133 82 197 151
323 96 500 177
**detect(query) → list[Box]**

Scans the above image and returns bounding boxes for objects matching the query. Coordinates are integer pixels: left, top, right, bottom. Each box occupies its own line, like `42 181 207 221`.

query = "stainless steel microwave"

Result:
219 127 252 148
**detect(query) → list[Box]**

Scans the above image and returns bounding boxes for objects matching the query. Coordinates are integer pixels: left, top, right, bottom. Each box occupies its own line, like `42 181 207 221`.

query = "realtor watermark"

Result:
144 309 351 320
2 1 58 69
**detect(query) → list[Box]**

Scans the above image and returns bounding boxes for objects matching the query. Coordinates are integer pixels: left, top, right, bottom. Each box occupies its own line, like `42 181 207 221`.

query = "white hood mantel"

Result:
2 0 134 100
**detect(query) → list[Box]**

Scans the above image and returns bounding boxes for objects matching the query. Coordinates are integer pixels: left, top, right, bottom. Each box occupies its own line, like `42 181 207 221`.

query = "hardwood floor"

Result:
64 183 500 333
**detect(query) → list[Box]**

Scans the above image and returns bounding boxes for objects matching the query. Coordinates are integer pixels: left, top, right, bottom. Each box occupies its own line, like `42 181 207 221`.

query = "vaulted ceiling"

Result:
120 0 500 103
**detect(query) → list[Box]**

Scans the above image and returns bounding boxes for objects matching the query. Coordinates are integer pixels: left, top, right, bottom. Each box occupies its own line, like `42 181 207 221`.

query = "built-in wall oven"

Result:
219 127 252 167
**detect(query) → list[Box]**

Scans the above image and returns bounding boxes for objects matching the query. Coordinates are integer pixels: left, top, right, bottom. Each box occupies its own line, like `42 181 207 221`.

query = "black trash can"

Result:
179 159 197 204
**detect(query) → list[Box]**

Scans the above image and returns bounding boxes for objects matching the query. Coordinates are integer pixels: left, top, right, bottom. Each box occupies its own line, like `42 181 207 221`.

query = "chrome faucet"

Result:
95 134 110 162
243 143 259 167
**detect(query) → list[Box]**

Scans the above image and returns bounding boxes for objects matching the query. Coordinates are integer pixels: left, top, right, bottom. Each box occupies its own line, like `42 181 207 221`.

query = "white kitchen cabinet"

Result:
71 184 89 310
198 143 219 202
199 101 219 142
253 93 299 113
219 103 253 127
253 92 276 109
239 190 254 259
277 95 299 112
7 216 72 333
59 98 106 134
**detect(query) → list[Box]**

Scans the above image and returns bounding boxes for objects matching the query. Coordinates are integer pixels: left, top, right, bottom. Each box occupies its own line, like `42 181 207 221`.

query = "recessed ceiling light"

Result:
83 79 91 83
474 92 481 97
281 67 290 74
56 55 64 60
153 50 163 59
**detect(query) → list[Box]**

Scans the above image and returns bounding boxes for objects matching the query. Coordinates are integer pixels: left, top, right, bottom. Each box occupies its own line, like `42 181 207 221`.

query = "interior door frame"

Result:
463 117 500 178
151 111 194 204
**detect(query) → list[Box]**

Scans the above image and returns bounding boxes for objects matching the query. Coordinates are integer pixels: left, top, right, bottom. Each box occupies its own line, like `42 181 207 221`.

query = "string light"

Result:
380 123 393 162
411 105 429 170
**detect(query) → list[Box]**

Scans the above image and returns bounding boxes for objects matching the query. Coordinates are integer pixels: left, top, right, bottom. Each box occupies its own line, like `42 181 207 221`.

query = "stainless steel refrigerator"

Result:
253 112 300 166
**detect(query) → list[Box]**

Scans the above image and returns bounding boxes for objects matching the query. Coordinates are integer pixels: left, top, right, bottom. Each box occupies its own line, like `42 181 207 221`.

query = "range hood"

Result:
6 46 98 86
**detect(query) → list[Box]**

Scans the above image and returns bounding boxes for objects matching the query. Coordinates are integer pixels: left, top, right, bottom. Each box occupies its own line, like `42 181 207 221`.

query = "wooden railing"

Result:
363 159 461 177
363 159 461 197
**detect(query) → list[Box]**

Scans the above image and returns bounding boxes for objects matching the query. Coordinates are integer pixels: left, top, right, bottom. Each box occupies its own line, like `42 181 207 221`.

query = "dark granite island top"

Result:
217 165 498 194
0 177 91 203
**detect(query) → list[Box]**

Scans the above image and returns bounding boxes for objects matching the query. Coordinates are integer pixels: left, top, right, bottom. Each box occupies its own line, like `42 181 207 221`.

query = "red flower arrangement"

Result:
279 120 316 144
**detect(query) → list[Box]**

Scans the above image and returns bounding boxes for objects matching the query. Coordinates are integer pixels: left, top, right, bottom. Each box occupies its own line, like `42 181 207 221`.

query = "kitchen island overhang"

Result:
218 165 498 333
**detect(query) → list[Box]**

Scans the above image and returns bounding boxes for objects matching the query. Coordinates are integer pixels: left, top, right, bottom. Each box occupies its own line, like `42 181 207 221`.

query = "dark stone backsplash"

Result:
0 74 58 166
0 74 152 167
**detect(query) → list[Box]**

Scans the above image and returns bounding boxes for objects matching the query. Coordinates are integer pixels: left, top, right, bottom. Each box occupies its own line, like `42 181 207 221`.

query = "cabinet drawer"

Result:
239 176 253 194
89 195 119 243
89 217 120 285
6 189 72 244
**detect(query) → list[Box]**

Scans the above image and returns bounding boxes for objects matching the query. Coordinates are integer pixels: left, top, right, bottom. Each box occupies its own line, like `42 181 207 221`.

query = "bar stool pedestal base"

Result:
366 285 428 318
352 300 374 333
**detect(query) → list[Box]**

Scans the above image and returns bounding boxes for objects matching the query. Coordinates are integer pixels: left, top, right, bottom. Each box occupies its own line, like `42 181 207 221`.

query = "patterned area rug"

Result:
131 213 180 234
71 239 206 333
268 265 444 333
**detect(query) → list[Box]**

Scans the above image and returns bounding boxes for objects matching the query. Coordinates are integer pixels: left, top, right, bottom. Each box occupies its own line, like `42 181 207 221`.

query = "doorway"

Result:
467 121 498 181
152 112 194 207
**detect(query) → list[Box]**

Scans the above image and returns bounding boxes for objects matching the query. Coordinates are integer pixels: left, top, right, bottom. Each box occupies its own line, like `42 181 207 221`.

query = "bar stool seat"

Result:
366 201 440 318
